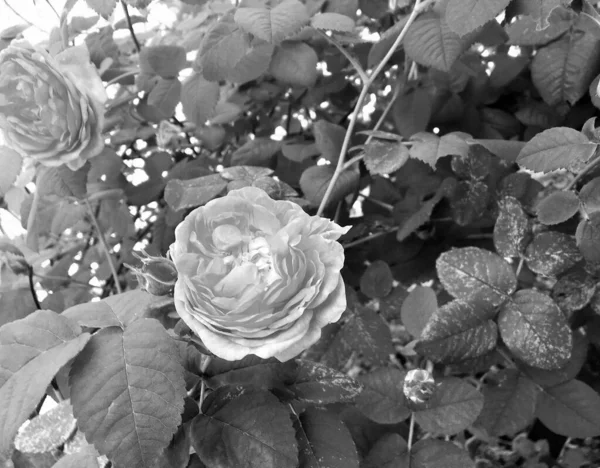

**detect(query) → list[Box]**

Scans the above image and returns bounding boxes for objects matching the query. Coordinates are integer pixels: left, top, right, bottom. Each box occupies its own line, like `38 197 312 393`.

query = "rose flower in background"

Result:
170 187 349 362
0 42 106 171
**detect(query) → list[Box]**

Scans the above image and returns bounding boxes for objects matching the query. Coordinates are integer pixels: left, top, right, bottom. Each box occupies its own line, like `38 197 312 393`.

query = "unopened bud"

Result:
403 369 436 404
126 250 178 296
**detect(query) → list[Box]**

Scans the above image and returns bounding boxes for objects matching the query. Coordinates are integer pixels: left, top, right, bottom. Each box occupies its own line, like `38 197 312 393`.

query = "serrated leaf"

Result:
231 138 282 167
313 120 346 163
536 190 580 225
147 78 181 116
164 174 227 211
299 165 359 208
410 438 475 468
191 387 298 468
62 289 173 329
531 28 600 107
536 379 600 437
368 16 410 69
14 400 76 453
474 369 539 437
37 164 89 199
445 0 511 36
139 45 187 79
436 247 516 306
85 0 116 19
404 12 465 72
408 132 468 169
579 176 600 214
576 211 600 263
401 286 437 338
287 360 362 404
355 368 411 424
234 0 310 44
525 231 582 276
519 0 569 30
416 299 498 363
0 311 90 460
363 140 409 175
294 407 359 468
393 88 433 138
69 319 186 468
518 330 588 387
311 12 355 32
269 42 318 87
181 73 220 127
360 260 393 299
415 377 483 436
506 8 573 46
494 196 530 257
0 146 22 196
498 289 572 369
516 127 597 173
451 181 490 225
282 143 319 162
552 270 596 314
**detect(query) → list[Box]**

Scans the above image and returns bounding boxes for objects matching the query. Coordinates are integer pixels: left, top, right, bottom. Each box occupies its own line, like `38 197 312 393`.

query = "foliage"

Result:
2 0 600 467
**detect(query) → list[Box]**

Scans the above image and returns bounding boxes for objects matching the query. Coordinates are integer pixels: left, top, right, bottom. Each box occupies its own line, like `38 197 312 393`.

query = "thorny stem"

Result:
85 198 123 294
121 0 141 52
316 0 434 216
565 154 600 190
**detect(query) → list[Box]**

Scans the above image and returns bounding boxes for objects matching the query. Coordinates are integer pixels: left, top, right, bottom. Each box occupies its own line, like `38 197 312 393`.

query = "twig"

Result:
28 266 41 310
34 274 93 288
565 155 600 190
44 0 60 21
515 256 525 278
85 199 123 294
343 226 400 249
407 412 416 452
358 194 394 212
317 30 368 83
316 0 434 216
121 0 141 52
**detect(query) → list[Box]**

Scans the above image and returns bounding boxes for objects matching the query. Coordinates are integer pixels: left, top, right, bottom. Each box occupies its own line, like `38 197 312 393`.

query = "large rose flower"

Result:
170 187 349 361
0 42 107 171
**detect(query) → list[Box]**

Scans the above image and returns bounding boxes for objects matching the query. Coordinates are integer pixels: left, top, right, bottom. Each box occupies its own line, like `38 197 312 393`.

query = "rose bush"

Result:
0 42 106 171
170 186 349 361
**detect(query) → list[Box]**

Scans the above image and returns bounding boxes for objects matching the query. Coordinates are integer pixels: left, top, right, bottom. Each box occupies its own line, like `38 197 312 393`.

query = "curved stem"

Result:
28 266 41 310
407 412 416 453
316 0 432 216
85 199 123 294
121 0 141 52
318 30 368 83
565 154 600 190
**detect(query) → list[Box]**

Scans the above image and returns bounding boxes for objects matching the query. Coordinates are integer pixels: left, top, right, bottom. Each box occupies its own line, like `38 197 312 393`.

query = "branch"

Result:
28 266 41 310
317 30 368 83
85 199 123 294
565 154 600 190
121 0 141 52
316 0 434 216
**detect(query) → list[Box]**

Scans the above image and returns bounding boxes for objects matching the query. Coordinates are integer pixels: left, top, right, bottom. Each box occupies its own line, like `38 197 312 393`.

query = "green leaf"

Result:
269 42 318 87
579 176 600 214
536 379 600 437
147 78 181 116
191 387 298 468
359 260 393 299
62 289 173 329
415 377 483 436
415 299 498 363
37 164 89 199
299 165 359 208
445 0 511 36
474 369 539 437
181 73 219 127
313 120 347 163
234 0 310 44
311 12 355 32
536 190 580 225
408 132 468 169
355 368 411 424
139 45 187 79
498 289 572 369
368 16 410 69
517 127 597 173
0 311 90 460
282 142 319 163
401 286 437 338
393 88 433 138
517 0 569 29
0 146 22 196
14 400 76 453
323 0 358 18
84 0 117 19
164 174 227 211
450 180 489 225
404 12 465 72
525 231 582 276
52 448 100 468
410 439 475 468
576 211 600 263
494 196 530 258
531 27 600 107
294 407 359 468
436 247 517 306
506 7 574 46
363 433 408 468
363 140 409 175
231 138 282 167
69 319 186 468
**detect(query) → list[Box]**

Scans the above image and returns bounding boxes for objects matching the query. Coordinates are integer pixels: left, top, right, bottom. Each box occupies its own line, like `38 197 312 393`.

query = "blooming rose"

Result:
170 187 349 361
0 42 107 171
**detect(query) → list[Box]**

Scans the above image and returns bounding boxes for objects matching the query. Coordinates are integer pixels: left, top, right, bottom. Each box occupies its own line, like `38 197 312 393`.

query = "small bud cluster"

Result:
126 250 178 296
403 369 436 404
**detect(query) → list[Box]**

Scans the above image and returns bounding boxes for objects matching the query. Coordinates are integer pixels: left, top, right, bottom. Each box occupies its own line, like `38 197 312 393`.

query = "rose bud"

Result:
126 250 178 296
403 369 437 404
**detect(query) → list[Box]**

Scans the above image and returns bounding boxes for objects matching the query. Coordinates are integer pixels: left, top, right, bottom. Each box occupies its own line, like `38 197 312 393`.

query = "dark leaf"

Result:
362 433 408 468
37 164 89 199
139 45 187 78
164 174 227 211
576 211 600 263
181 73 220 127
360 260 393 299
231 138 282 167
299 165 359 208
313 120 347 163
536 190 581 225
355 367 411 424
401 285 437 338
363 140 409 175
579 176 600 214
269 42 319 88
445 0 511 36
525 231 582 276
410 439 475 468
